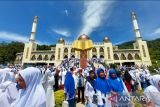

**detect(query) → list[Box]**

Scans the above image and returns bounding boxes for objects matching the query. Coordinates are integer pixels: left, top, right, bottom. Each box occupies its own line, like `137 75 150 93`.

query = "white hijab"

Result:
0 69 13 92
3 68 16 82
0 69 18 107
0 69 12 84
149 75 160 91
13 67 46 107
144 75 160 106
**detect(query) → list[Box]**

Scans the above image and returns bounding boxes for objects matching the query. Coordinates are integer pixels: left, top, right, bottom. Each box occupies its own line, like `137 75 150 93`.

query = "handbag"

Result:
92 89 98 105
62 100 69 107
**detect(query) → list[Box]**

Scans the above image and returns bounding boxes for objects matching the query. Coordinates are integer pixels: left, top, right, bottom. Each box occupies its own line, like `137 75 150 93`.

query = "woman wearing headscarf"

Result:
144 75 160 107
0 69 18 107
123 70 132 92
64 67 75 107
95 68 111 107
108 69 124 94
85 70 97 107
42 68 55 107
108 69 130 107
3 68 17 83
12 67 46 107
54 69 60 91
61 67 67 88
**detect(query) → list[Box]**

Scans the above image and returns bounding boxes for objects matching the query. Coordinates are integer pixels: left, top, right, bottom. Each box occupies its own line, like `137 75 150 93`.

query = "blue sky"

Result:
0 1 160 45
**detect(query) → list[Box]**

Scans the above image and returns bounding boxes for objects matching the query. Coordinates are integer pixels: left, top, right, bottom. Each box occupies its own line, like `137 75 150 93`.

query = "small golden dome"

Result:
103 37 110 43
78 34 90 40
58 38 65 43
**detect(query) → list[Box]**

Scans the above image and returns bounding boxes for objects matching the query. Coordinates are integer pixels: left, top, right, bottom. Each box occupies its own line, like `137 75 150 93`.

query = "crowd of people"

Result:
0 58 160 107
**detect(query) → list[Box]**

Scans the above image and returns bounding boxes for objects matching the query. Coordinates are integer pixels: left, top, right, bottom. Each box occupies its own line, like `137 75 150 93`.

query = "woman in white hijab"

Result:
12 67 46 107
42 68 55 107
0 69 18 107
3 68 16 83
144 75 160 107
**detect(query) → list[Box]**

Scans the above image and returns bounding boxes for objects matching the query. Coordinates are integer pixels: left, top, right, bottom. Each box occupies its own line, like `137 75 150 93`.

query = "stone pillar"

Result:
80 50 87 69
68 48 71 58
97 47 100 58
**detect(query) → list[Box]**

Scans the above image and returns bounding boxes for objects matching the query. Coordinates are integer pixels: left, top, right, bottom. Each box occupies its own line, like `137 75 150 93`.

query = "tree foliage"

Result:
0 39 159 66
0 41 24 64
37 44 55 50
0 42 56 64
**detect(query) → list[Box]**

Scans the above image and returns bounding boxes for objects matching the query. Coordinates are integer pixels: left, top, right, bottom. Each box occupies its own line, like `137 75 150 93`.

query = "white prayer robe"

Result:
0 70 18 107
96 90 111 107
12 67 46 107
144 75 160 107
73 73 78 90
42 69 55 107
144 85 160 107
85 81 97 107
62 69 67 85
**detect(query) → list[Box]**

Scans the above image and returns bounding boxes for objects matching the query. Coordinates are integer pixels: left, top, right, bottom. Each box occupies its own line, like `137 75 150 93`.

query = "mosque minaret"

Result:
29 16 38 42
15 12 152 67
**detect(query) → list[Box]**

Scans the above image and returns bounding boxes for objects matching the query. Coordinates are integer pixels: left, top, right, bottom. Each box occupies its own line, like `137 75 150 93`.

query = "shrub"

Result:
54 90 65 107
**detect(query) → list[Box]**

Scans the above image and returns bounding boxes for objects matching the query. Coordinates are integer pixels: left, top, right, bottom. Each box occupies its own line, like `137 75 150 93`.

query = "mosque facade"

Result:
15 12 152 66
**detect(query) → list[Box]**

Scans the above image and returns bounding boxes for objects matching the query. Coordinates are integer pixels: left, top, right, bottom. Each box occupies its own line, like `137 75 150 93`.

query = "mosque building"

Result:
15 12 152 67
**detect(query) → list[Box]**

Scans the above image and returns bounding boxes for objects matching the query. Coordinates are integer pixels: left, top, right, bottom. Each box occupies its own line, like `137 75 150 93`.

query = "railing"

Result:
65 42 72 46
93 42 104 45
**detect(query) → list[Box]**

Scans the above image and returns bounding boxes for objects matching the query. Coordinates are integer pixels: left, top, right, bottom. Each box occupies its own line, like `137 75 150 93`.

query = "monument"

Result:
72 34 93 69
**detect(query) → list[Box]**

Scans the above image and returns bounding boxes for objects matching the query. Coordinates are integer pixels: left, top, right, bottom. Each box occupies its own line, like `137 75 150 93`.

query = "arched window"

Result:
20 57 22 61
120 54 126 60
107 47 110 59
64 48 68 53
26 47 29 59
37 55 42 61
92 48 97 53
114 54 119 60
58 48 61 60
127 53 133 60
99 47 104 52
64 48 68 57
100 55 104 58
64 55 68 59
71 48 75 53
99 47 104 58
16 57 19 61
135 54 141 60
50 55 55 61
44 55 49 61
31 55 36 61
92 55 97 58
71 55 75 58
142 45 146 57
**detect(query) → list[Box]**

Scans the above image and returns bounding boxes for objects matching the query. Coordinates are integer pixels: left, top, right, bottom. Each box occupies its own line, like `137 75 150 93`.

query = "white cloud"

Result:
65 9 69 16
0 31 48 45
78 1 113 37
113 40 128 45
51 28 70 37
152 28 160 35
147 27 160 40
0 31 28 42
36 41 50 45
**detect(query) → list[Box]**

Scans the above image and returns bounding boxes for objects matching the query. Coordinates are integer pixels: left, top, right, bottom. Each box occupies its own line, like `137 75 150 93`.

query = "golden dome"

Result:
103 37 110 43
58 38 65 43
78 34 90 40
72 34 93 51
